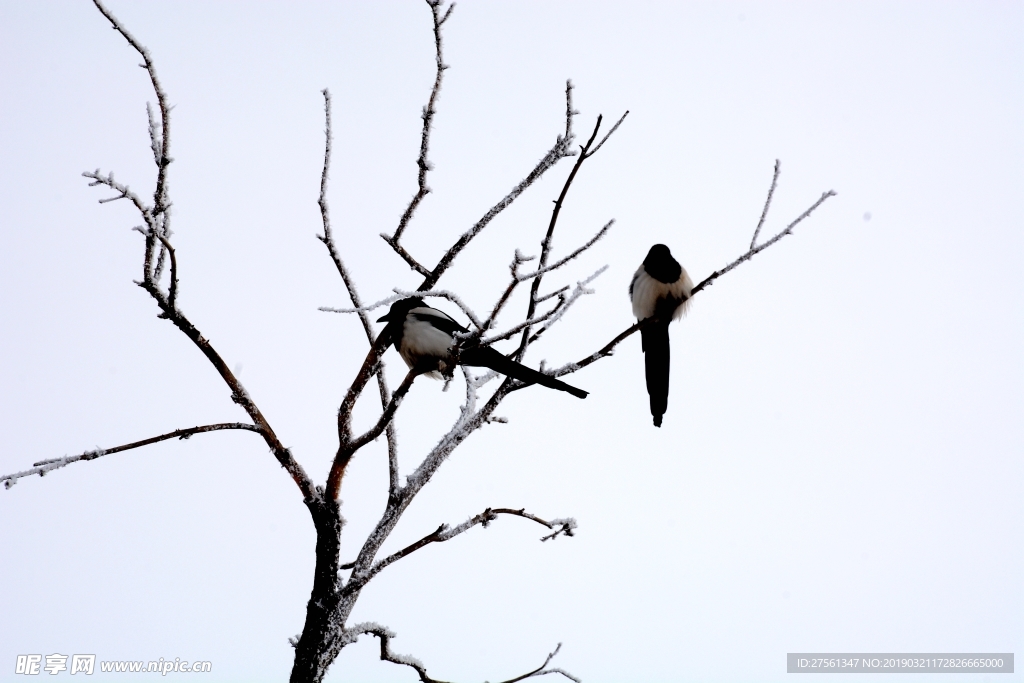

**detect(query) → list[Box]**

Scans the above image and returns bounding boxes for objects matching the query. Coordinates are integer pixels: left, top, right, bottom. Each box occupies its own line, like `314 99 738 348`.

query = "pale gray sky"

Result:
1 2 1021 682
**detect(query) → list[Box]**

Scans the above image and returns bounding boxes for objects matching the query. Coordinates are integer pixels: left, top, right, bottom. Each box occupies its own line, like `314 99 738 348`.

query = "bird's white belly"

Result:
400 317 455 374
630 268 693 320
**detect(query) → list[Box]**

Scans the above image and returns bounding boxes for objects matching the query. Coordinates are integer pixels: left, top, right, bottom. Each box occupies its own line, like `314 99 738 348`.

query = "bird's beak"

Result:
376 313 390 322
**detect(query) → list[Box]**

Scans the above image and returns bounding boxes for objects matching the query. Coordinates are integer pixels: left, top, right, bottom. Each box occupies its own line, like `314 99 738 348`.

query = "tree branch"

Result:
381 237 432 276
389 0 453 246
154 233 178 311
485 264 606 347
316 88 400 497
345 507 575 583
541 172 838 381
691 188 837 297
85 1 317 504
92 0 172 279
327 367 417 501
411 81 580 292
515 109 626 362
345 624 579 683
2 423 263 489
750 159 780 250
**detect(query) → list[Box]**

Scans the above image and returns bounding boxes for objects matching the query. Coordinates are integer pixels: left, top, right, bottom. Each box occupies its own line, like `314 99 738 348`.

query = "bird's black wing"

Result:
410 308 469 335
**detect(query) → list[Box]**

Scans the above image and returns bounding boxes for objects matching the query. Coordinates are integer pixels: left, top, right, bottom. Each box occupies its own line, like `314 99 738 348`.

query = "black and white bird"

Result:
629 244 693 427
376 297 589 399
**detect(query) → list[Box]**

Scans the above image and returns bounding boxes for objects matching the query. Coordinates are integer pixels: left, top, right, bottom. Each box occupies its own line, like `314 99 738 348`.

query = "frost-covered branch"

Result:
535 167 837 382
479 218 612 338
481 296 566 346
585 110 628 159
316 88 399 493
522 218 614 281
477 249 535 335
317 89 375 346
154 233 178 311
387 0 453 246
1 423 262 490
345 507 575 582
82 169 153 223
484 265 606 347
516 110 627 362
321 288 483 331
91 0 172 285
417 139 576 292
499 643 581 683
83 1 317 504
750 159 780 250
414 80 580 292
345 624 578 683
691 182 837 296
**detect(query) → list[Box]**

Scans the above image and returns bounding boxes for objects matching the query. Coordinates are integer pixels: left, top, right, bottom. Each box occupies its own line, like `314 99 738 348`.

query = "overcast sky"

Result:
1 2 1021 682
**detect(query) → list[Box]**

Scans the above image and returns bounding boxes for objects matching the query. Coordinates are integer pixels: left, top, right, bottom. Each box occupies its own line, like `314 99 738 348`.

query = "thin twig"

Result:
477 249 534 335
2 423 263 489
343 371 418 460
750 159 780 250
381 237 432 276
322 288 484 332
586 110 629 158
516 110 625 362
499 643 581 683
344 623 447 683
535 285 569 304
481 297 565 345
520 265 606 348
692 189 837 296
83 170 153 227
154 233 178 311
413 81 579 292
522 219 614 281
390 0 453 245
517 115 602 355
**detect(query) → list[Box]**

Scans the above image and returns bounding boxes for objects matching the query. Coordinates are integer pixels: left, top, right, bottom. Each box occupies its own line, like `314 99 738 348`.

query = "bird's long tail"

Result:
641 320 671 427
460 346 589 399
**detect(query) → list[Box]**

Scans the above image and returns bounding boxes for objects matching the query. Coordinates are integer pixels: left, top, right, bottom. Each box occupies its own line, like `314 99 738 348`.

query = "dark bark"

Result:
290 498 343 683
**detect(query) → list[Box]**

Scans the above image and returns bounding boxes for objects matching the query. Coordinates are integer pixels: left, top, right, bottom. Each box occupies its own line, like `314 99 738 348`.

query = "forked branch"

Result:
317 88 400 495
538 163 837 379
516 110 628 362
343 507 576 582
327 369 418 500
77 1 319 504
345 624 579 683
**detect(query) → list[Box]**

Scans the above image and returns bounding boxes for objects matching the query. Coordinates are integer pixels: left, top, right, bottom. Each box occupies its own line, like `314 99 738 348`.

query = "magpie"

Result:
629 244 693 427
376 297 589 399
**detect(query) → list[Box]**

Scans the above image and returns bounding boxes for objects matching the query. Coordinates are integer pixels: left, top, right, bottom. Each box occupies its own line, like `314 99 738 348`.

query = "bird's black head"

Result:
377 297 425 323
643 243 682 284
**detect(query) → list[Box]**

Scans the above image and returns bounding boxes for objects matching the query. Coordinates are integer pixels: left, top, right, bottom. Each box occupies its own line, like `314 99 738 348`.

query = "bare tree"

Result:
1 2 835 682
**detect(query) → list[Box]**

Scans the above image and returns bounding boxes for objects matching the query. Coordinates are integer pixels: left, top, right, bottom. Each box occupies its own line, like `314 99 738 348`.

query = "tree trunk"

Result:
290 498 344 683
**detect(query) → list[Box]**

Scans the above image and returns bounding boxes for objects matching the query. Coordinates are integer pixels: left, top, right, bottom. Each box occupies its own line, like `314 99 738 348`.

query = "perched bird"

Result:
376 297 589 399
629 244 693 427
